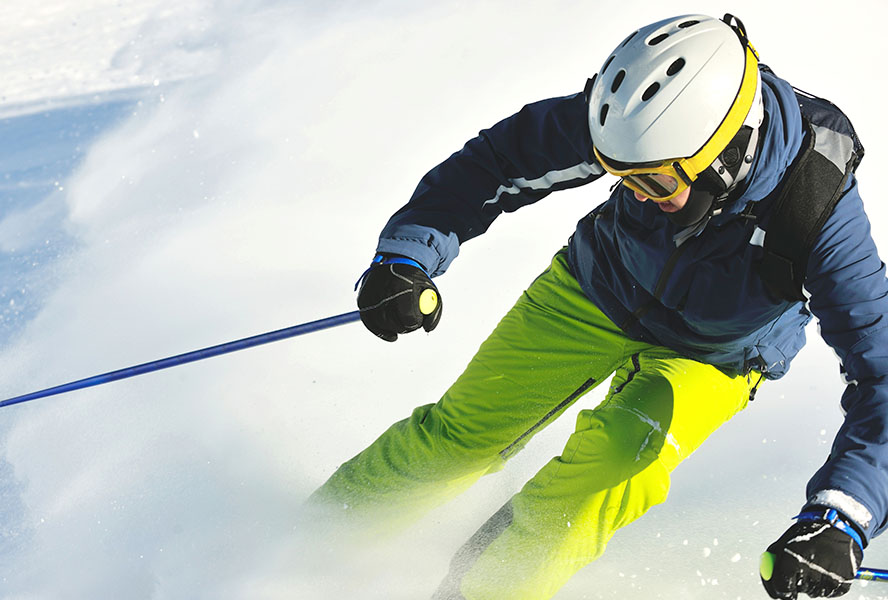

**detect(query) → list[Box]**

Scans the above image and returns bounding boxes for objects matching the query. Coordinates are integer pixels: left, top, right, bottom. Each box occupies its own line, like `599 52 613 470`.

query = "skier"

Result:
309 14 887 600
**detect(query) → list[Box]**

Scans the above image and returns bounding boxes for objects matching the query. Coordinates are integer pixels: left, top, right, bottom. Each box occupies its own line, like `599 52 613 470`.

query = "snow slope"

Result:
0 1 887 598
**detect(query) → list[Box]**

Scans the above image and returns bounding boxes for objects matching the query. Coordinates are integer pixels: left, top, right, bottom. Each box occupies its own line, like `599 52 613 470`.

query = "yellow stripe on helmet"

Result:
674 44 760 183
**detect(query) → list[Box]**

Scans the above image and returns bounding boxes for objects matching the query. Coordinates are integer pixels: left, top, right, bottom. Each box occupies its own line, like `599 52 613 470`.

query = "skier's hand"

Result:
760 508 863 599
356 255 442 342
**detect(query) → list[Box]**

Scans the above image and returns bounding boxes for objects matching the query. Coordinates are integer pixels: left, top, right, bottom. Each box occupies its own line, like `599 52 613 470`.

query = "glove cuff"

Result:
354 254 430 291
808 489 873 534
796 507 865 551
371 254 429 273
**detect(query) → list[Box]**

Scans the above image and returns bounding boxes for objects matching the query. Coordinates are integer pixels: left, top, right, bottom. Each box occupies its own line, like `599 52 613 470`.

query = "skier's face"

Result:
633 186 690 214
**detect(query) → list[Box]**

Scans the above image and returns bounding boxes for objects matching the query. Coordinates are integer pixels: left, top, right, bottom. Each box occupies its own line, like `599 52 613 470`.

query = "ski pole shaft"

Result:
857 567 888 582
0 310 361 409
762 551 888 583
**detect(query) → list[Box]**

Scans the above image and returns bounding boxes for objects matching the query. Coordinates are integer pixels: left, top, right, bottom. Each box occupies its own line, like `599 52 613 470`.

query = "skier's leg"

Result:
308 251 630 531
434 351 759 600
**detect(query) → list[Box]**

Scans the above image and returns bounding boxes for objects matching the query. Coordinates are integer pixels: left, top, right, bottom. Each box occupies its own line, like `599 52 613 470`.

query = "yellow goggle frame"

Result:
594 43 760 203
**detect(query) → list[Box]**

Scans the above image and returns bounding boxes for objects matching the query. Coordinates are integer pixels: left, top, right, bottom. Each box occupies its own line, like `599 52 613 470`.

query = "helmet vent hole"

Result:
620 30 638 47
648 33 669 46
611 70 626 93
666 58 685 76
601 55 615 74
678 20 700 28
641 82 660 101
599 104 609 126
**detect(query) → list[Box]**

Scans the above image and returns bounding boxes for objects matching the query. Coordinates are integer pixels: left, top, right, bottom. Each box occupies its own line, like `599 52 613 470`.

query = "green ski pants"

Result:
310 250 759 600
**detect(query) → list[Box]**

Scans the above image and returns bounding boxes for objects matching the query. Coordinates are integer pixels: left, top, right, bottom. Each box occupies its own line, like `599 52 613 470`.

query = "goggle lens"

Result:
624 172 680 200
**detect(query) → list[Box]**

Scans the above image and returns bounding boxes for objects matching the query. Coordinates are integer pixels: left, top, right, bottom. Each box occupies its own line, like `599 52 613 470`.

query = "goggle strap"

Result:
673 162 694 186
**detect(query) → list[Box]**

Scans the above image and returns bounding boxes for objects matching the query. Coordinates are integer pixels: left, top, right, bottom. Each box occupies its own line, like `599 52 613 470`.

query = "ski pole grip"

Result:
419 288 438 315
760 551 776 581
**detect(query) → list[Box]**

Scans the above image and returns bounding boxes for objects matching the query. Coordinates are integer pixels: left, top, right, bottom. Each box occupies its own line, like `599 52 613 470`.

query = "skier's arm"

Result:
375 91 604 276
801 176 888 542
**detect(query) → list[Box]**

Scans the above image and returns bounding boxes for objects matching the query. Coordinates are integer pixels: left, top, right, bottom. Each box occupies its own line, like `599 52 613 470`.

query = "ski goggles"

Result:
594 42 760 203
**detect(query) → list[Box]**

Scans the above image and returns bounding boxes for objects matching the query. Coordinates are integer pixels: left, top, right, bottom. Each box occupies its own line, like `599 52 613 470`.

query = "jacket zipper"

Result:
499 376 597 459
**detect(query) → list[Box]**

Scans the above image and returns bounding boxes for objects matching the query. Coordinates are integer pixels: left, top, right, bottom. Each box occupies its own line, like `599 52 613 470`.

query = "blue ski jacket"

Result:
374 68 888 542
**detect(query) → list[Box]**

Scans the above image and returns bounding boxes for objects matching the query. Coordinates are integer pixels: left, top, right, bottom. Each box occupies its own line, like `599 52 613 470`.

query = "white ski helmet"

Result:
586 14 763 201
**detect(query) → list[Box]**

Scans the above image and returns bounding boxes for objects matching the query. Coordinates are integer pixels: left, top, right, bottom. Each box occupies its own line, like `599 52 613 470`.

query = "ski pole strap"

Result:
796 508 865 551
354 254 429 291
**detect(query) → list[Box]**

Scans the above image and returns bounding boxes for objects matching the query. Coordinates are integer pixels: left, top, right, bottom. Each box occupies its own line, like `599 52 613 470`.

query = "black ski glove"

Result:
356 255 442 342
761 508 864 599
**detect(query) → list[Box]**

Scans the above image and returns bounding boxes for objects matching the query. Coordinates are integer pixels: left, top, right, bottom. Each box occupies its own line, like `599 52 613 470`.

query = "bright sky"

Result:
0 1 887 599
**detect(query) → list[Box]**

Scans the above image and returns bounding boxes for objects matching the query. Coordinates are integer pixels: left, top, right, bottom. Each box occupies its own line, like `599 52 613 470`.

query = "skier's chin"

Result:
656 201 681 213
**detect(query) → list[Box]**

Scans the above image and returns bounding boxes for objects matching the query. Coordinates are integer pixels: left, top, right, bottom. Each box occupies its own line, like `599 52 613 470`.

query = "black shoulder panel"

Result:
795 89 865 169
755 89 864 302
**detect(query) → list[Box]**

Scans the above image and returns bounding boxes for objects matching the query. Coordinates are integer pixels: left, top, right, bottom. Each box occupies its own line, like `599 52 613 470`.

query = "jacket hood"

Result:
716 67 804 219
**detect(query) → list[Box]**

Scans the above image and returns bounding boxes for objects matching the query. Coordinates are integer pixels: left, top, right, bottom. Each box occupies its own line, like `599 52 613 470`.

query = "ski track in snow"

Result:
0 1 887 598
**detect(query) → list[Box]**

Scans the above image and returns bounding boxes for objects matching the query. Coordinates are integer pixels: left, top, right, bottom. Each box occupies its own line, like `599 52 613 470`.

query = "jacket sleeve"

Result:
802 176 888 542
375 92 604 276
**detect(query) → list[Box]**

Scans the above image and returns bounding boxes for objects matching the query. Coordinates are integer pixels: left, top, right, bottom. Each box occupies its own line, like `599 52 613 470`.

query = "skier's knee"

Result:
407 403 505 470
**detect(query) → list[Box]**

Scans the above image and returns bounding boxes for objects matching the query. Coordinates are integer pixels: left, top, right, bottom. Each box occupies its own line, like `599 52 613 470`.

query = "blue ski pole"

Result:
857 567 888 582
0 310 361 409
762 551 888 584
